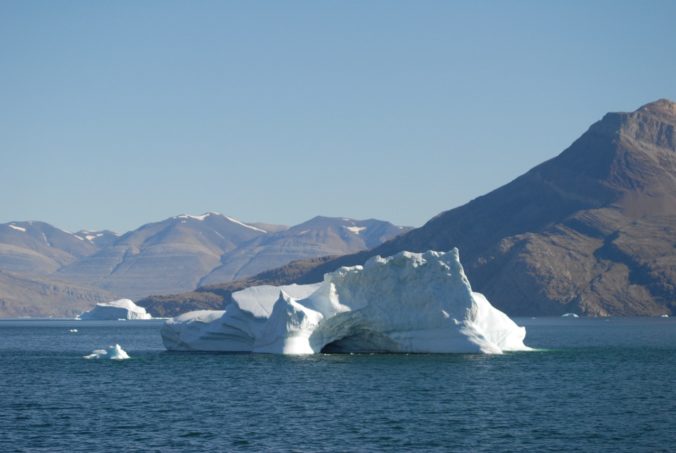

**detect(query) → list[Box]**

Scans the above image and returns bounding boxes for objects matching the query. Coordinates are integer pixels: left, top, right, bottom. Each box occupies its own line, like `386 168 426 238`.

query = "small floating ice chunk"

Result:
108 344 130 360
561 313 579 318
661 314 669 318
69 329 78 333
83 349 108 359
83 344 130 360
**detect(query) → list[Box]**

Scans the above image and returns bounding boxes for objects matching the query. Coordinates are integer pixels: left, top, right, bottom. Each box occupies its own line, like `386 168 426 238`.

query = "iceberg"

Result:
83 344 130 360
79 299 152 320
162 249 531 354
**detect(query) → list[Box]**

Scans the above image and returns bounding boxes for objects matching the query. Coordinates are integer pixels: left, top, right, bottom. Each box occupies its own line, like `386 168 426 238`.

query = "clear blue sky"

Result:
2 1 675 233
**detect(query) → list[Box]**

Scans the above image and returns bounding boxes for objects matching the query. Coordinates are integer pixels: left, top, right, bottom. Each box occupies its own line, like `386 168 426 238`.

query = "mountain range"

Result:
141 99 676 317
0 215 408 317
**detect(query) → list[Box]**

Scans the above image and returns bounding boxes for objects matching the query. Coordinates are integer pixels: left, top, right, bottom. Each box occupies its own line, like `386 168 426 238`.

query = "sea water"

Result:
1 317 675 452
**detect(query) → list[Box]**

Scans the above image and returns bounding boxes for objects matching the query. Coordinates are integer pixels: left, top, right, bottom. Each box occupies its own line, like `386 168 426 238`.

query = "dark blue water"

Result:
1 318 675 452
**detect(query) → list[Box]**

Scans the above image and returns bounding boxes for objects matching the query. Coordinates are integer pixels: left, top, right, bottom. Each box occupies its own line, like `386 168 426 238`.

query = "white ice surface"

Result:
83 344 130 360
9 224 26 232
79 299 152 320
232 283 322 318
162 249 531 355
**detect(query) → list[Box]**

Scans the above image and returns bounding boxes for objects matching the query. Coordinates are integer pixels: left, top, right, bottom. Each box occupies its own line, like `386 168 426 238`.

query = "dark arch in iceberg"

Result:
319 327 400 353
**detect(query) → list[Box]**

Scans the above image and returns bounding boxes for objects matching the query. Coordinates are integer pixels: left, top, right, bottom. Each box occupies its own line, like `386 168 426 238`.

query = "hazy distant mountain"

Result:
0 270 114 318
199 216 408 285
0 212 406 317
150 99 676 317
56 213 267 300
42 213 406 302
0 221 97 274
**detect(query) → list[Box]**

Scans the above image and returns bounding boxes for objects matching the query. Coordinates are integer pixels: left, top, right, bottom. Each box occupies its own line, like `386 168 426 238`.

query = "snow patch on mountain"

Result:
343 225 367 234
175 212 219 221
224 216 268 233
173 212 268 233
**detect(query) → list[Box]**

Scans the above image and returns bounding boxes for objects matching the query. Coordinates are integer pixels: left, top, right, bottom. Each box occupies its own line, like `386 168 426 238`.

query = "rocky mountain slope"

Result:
147 99 675 317
0 270 114 318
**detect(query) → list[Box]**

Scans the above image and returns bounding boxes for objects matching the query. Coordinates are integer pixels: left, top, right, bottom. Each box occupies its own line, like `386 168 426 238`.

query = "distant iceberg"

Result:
83 344 130 360
162 249 531 355
561 313 580 318
79 299 152 321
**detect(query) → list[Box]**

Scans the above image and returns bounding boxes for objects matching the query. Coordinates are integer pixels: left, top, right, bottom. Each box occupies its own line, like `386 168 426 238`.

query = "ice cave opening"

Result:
318 328 400 353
